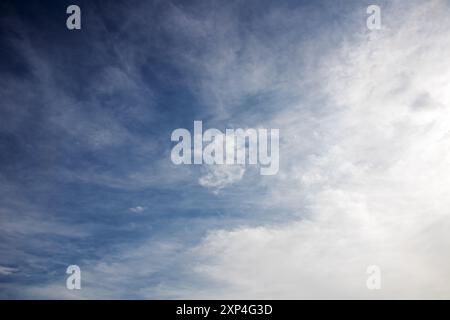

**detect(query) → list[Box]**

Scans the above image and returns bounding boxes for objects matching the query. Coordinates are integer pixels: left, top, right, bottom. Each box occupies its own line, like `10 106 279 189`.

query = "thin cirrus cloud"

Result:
0 0 449 299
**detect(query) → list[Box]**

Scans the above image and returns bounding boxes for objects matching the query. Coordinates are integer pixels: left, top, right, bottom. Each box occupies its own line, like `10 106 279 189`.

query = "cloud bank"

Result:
181 0 450 299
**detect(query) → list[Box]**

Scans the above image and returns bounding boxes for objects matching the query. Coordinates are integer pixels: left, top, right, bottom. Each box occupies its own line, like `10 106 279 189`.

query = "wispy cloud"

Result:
0 266 17 276
199 165 246 192
129 206 145 213
1 0 450 299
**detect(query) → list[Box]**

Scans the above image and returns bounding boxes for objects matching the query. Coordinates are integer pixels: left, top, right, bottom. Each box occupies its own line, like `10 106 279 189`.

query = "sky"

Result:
1 0 450 299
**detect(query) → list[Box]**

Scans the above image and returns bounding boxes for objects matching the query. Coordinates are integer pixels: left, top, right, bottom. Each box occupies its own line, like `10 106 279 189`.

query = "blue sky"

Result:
1 0 450 299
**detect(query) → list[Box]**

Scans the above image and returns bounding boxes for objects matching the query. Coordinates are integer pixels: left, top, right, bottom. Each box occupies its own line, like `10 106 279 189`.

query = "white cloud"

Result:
129 206 145 213
183 0 450 299
199 165 246 192
0 266 17 276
